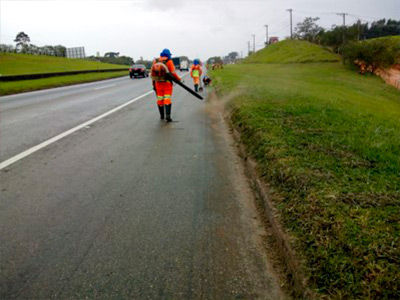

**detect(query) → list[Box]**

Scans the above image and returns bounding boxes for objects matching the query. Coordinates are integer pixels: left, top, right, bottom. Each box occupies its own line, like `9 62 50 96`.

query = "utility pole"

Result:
287 9 293 39
251 34 255 53
248 41 251 55
337 12 348 26
264 25 269 46
337 12 348 43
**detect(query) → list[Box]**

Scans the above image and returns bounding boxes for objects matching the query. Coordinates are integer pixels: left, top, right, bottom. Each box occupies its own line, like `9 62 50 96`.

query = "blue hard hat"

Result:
160 48 172 59
194 59 200 65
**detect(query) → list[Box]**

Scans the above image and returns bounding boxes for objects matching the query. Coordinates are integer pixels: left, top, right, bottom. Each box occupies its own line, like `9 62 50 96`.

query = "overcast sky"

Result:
1 0 399 61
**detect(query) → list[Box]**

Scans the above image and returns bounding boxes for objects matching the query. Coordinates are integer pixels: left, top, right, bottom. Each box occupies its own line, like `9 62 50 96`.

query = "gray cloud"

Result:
1 0 399 61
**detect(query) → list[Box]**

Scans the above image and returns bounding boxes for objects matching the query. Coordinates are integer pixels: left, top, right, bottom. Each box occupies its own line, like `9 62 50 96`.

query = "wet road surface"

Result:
0 75 286 299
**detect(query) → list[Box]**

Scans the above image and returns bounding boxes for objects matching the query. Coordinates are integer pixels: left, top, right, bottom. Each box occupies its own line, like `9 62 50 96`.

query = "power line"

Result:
242 8 392 61
269 24 290 35
292 9 336 16
292 9 383 21
348 13 381 20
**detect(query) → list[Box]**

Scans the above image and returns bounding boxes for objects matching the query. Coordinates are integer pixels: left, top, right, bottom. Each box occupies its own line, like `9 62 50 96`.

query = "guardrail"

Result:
0 68 129 82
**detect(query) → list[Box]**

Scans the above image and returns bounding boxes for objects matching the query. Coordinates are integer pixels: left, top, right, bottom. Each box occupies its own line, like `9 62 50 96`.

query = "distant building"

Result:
66 47 86 59
269 37 279 44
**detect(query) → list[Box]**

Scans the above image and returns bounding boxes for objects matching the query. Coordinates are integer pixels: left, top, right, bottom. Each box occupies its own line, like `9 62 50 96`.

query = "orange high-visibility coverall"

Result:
153 57 181 106
190 65 202 85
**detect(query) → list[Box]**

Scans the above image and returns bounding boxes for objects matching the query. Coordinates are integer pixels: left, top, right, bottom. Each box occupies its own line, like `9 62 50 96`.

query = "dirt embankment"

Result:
376 64 400 90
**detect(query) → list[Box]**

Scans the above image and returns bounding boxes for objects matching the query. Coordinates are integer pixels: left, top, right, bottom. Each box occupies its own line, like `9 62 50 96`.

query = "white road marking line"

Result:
93 84 116 90
0 90 154 171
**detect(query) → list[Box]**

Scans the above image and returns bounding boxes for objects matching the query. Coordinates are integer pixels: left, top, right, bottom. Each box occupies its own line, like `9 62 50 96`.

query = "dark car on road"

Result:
129 64 149 78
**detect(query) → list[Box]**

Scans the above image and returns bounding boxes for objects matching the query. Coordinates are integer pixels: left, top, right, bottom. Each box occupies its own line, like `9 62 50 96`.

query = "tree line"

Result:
207 52 240 66
0 32 67 56
294 18 400 53
294 18 400 72
0 32 136 66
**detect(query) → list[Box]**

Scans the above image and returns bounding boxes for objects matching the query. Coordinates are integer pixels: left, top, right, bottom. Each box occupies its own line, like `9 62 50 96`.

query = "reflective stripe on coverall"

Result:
191 65 202 85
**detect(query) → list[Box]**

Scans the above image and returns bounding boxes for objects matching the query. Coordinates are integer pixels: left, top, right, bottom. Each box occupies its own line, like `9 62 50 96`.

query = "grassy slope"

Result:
211 41 400 299
244 39 340 64
373 35 400 42
0 53 127 75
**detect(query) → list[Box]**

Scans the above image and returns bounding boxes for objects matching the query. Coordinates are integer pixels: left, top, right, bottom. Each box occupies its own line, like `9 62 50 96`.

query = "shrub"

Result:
343 38 400 72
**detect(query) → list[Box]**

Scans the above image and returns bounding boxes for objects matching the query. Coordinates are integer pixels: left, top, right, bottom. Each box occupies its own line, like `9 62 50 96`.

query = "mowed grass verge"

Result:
245 39 340 64
0 53 127 75
0 71 127 96
211 62 400 298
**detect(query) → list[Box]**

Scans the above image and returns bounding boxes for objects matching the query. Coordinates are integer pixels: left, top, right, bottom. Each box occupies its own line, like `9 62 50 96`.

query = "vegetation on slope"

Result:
0 71 127 96
0 53 127 76
244 40 340 64
211 41 400 298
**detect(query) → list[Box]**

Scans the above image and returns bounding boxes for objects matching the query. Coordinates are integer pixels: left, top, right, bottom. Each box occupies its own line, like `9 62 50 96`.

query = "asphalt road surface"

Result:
0 74 286 299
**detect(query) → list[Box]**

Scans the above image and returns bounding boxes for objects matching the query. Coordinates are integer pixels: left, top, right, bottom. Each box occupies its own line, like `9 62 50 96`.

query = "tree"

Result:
14 32 30 52
42 45 55 56
0 44 16 53
54 45 66 57
104 52 120 58
136 58 152 69
97 55 134 66
294 17 323 42
207 56 223 64
228 51 239 62
343 38 400 72
367 19 400 38
28 44 39 54
319 25 351 53
179 56 191 63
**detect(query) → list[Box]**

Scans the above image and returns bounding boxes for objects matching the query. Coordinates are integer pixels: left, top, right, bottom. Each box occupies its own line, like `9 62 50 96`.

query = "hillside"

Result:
372 35 400 42
0 53 127 75
211 40 399 299
244 39 340 64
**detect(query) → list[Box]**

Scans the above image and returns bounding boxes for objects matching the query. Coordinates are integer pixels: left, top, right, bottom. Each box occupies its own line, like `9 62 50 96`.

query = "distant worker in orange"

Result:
190 59 203 92
150 48 181 122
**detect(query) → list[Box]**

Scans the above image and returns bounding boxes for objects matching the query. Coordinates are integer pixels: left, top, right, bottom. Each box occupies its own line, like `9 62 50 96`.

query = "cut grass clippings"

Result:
0 71 127 96
211 62 400 299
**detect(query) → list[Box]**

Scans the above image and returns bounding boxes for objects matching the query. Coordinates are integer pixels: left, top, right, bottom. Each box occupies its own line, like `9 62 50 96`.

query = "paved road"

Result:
0 75 285 299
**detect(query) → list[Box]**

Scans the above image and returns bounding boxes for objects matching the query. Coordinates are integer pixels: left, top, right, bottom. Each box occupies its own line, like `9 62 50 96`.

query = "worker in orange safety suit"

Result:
150 48 181 122
190 59 202 92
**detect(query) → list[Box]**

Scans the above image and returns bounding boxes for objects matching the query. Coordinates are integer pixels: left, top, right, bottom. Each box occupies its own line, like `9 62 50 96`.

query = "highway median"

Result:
0 53 129 95
0 71 128 96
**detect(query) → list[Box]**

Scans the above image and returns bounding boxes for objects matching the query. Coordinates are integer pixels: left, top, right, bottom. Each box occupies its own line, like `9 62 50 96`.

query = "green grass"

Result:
244 39 340 64
0 71 127 95
371 35 400 42
211 60 400 299
0 53 127 75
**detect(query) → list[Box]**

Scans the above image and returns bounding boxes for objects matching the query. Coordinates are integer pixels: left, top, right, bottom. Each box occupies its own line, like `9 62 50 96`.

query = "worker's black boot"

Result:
165 104 172 122
194 84 198 92
158 105 164 120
